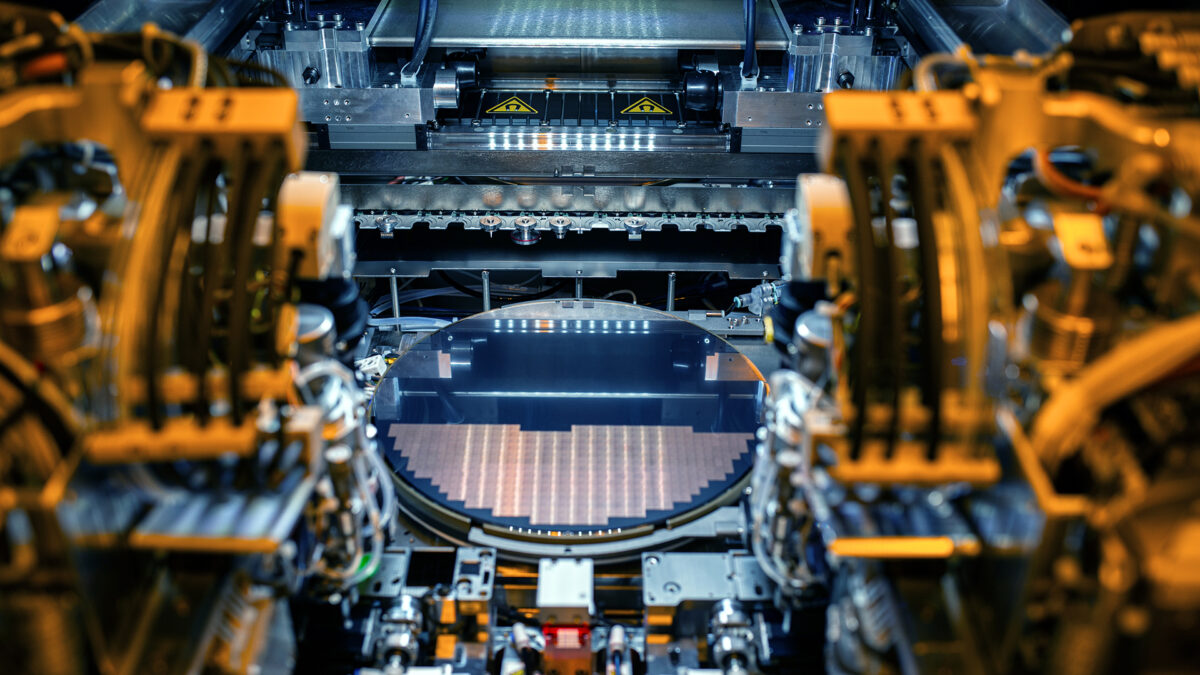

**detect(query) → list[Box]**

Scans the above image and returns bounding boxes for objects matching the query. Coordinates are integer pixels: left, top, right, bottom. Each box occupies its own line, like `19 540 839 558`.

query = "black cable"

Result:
225 57 289 87
906 142 945 462
415 0 429 48
223 147 257 426
147 153 207 430
436 271 566 302
644 278 739 309
262 273 283 370
191 161 224 425
877 154 903 461
227 145 284 425
839 142 876 462
254 153 286 370
274 249 303 472
400 0 438 80
437 270 482 298
743 0 758 78
209 58 236 87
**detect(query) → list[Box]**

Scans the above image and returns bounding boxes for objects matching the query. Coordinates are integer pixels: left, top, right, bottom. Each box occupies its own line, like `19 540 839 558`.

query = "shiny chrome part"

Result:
378 595 424 668
666 272 677 312
389 276 402 326
785 29 901 94
480 214 502 234
347 184 790 230
549 216 573 238
511 216 541 245
253 20 372 89
299 88 431 126
710 599 758 674
432 67 460 109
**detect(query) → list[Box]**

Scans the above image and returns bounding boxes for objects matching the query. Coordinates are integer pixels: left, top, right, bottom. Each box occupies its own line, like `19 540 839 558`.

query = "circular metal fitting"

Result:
377 214 399 235
711 599 754 674
511 217 540 246
479 215 502 232
549 216 573 239
432 68 460 109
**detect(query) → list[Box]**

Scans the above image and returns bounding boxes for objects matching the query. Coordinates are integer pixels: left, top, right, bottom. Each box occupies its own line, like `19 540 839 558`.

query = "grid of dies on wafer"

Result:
389 423 750 526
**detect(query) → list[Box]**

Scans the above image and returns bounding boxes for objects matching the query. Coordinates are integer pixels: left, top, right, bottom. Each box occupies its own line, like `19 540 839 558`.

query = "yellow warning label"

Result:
486 96 538 114
621 97 672 114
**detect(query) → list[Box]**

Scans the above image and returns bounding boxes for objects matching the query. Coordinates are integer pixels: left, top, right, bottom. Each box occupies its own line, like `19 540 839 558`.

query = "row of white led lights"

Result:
486 129 659 151
490 318 654 334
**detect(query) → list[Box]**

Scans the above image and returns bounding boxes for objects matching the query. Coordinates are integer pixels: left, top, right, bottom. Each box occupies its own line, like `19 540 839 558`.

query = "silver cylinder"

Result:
433 68 460 109
389 276 401 330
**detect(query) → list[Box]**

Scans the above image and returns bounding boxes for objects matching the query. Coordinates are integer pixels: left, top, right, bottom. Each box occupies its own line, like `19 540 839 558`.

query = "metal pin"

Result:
575 273 583 300
482 270 492 311
473 88 487 124
667 272 677 312
389 275 401 330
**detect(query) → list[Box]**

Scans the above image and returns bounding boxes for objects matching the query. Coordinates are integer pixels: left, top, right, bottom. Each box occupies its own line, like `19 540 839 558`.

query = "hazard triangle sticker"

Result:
486 96 538 114
620 97 672 114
